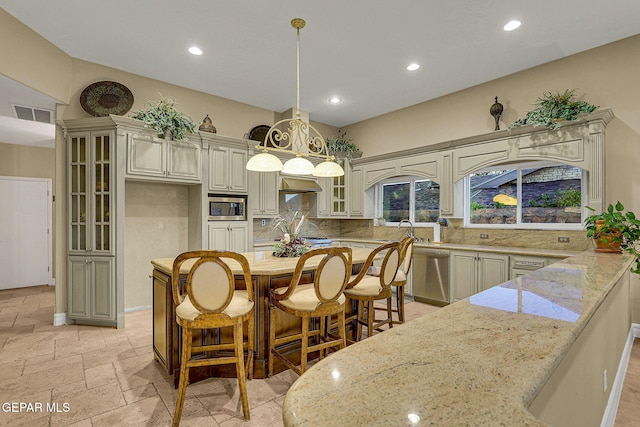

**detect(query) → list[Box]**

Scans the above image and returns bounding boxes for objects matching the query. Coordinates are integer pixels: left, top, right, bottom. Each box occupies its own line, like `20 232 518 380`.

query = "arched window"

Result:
464 161 584 229
378 176 440 224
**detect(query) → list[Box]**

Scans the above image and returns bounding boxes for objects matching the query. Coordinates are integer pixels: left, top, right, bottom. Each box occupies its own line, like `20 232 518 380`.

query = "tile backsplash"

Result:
254 216 590 251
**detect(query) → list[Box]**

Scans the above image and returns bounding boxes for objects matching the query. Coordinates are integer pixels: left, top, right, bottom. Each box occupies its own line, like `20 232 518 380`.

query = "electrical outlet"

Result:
558 236 570 243
261 219 266 227
480 233 489 239
604 369 608 393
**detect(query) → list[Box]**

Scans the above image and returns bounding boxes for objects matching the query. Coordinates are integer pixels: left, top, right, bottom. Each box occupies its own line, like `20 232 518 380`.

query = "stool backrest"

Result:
172 250 253 314
399 237 415 276
314 247 352 302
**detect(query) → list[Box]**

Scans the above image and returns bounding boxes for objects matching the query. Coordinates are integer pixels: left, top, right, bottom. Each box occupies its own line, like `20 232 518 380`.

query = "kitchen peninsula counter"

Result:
283 251 636 426
151 248 374 382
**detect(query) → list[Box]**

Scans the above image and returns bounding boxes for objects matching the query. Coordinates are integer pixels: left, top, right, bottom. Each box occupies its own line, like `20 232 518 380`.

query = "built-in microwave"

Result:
208 195 246 221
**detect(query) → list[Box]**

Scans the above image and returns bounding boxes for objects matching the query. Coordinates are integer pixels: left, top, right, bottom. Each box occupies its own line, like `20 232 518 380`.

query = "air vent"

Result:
11 104 54 124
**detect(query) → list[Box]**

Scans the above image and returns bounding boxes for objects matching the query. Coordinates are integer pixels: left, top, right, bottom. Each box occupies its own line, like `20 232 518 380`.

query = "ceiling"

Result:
1 1 640 143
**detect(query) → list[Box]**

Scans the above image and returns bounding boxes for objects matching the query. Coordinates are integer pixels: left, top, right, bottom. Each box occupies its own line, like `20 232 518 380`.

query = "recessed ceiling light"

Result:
188 46 203 55
503 20 521 31
329 97 342 104
407 63 420 71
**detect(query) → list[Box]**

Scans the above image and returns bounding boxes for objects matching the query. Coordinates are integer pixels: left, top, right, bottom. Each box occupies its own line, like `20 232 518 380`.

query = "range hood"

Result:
281 177 322 192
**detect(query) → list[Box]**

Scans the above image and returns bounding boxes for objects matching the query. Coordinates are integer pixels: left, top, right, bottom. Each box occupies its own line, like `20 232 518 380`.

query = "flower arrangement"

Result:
131 95 196 140
271 211 311 257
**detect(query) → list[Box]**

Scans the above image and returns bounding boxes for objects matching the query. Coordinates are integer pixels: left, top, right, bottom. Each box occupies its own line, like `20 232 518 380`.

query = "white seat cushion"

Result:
394 270 406 282
344 274 382 296
276 283 346 312
176 290 253 322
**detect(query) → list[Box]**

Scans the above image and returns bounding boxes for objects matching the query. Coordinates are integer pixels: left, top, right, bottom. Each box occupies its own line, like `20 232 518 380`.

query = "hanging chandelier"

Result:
245 18 345 177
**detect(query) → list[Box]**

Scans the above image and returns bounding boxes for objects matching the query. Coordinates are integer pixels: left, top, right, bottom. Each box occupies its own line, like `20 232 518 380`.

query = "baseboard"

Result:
600 323 640 427
53 312 67 326
124 305 152 313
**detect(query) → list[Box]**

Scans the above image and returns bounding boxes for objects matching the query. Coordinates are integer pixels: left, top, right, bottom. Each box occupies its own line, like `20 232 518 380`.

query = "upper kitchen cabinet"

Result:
126 133 201 183
207 144 248 194
248 170 279 217
63 117 125 328
348 165 364 217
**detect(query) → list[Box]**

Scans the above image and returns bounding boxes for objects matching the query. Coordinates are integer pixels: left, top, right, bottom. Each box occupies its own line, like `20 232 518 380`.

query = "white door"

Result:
0 177 51 289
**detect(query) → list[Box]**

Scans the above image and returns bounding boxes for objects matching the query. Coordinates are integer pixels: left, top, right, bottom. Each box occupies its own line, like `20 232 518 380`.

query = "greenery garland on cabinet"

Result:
510 89 598 130
131 96 196 140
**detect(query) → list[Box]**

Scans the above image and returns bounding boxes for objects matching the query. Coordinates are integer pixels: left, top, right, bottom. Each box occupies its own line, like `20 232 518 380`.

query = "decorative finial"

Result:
198 114 217 133
291 18 306 30
490 96 504 131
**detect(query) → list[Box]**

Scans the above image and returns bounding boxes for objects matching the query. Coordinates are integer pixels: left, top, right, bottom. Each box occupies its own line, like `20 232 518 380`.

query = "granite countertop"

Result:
151 247 375 276
282 251 635 426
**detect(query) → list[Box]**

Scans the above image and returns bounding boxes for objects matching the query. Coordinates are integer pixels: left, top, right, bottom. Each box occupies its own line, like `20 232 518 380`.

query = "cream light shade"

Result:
313 160 345 177
281 156 315 175
245 152 283 172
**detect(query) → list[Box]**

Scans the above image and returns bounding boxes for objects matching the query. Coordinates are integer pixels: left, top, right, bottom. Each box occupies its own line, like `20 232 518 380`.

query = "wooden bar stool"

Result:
372 237 415 325
268 247 352 376
344 241 401 341
171 251 254 425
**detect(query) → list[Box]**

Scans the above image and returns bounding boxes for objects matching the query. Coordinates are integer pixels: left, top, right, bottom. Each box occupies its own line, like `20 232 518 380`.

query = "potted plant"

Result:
325 130 362 160
509 89 598 130
584 201 640 273
131 96 196 140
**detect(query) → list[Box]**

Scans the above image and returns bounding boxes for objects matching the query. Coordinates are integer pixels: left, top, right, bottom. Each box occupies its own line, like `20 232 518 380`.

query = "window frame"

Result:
377 176 440 226
463 161 586 230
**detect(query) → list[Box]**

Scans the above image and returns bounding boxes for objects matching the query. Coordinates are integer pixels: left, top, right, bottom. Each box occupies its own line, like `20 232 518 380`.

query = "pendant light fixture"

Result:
245 18 345 177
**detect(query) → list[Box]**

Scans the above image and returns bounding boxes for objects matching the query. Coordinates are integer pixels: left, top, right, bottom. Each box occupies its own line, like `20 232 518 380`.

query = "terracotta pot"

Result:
593 219 623 253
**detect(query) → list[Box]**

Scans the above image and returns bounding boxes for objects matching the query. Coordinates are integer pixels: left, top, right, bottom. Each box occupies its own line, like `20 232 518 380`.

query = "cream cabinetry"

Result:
66 128 122 327
450 250 509 302
248 170 279 217
126 134 201 183
348 165 364 216
208 222 248 252
315 177 332 217
208 145 247 193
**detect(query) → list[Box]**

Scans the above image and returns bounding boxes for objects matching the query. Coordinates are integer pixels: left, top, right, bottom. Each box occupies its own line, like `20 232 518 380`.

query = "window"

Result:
379 177 440 224
465 162 584 228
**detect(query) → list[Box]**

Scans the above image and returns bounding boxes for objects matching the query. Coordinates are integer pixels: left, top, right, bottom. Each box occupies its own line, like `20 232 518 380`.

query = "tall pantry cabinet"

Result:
64 117 125 328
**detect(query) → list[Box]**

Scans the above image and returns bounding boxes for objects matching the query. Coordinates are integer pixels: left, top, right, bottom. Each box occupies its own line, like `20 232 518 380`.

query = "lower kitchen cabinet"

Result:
67 255 115 322
208 222 248 252
449 250 509 302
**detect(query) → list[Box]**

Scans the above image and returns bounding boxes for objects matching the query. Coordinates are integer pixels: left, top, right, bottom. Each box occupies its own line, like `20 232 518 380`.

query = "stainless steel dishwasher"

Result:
412 247 450 306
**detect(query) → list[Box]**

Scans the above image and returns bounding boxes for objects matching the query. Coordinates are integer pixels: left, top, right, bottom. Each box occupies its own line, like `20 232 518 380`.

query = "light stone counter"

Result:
282 251 635 426
151 247 375 276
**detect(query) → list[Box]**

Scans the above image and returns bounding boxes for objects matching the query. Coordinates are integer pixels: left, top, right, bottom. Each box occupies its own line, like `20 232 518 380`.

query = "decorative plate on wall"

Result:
80 81 134 117
248 125 270 144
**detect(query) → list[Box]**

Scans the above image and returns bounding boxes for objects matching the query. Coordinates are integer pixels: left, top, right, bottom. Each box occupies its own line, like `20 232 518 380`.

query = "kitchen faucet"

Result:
398 219 414 238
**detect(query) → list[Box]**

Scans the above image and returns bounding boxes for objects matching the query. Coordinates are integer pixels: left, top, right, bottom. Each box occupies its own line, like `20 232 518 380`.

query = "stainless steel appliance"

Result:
412 247 450 306
208 195 246 221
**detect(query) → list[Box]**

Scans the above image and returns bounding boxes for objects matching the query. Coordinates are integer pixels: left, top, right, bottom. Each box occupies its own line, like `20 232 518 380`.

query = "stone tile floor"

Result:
0 285 636 426
0 286 437 426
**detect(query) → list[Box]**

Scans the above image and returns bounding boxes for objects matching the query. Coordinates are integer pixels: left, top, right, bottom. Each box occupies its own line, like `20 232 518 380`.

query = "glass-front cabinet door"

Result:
68 132 113 255
331 159 347 215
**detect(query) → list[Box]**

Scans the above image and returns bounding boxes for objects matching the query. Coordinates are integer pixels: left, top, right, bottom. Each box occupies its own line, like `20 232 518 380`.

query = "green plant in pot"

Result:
509 89 598 130
131 96 196 140
325 130 361 160
584 201 640 273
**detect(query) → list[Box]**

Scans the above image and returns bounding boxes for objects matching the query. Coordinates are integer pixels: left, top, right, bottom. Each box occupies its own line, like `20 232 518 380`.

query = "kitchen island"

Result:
151 248 374 383
283 251 636 426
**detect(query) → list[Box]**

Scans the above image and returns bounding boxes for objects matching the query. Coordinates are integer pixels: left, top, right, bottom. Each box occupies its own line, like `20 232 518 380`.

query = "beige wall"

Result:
0 142 55 178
